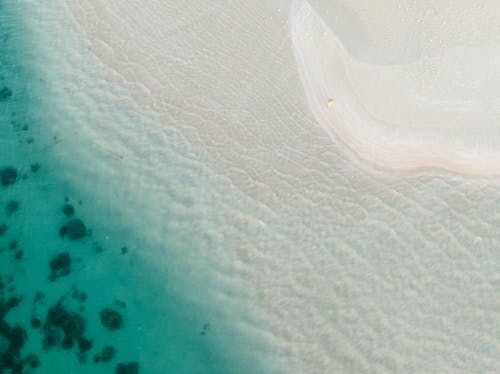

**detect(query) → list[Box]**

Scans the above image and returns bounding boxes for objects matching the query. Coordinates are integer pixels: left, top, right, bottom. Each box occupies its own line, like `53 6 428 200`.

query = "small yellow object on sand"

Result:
327 98 334 108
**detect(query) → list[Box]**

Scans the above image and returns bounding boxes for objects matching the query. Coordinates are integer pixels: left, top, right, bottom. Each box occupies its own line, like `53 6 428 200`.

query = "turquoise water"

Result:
0 3 260 373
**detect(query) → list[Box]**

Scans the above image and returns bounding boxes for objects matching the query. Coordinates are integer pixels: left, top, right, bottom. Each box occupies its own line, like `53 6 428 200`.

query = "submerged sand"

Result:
24 0 500 372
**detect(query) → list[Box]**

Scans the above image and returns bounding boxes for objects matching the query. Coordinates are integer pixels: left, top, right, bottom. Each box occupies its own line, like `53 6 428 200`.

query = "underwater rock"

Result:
8 240 17 250
0 298 18 319
13 250 23 260
0 224 8 237
80 293 87 303
94 345 116 363
101 345 116 362
49 252 71 281
44 330 68 351
42 299 88 353
60 218 86 240
0 167 17 187
200 322 210 335
116 362 139 374
9 326 27 351
71 287 87 304
30 163 40 173
100 309 123 331
62 204 75 217
23 353 39 369
0 324 28 371
5 297 21 311
43 325 64 350
0 87 12 102
78 337 92 353
0 294 34 373
5 200 19 216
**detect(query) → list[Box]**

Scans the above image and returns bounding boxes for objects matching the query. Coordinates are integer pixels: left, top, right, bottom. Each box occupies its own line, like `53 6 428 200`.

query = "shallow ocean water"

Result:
1 2 265 373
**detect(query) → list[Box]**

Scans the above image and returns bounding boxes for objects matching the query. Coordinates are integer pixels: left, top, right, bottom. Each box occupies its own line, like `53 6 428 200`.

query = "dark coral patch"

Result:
100 346 116 362
30 163 40 173
7 240 16 250
5 296 21 311
116 362 139 374
5 200 19 216
49 252 71 281
71 287 87 303
0 224 7 237
62 204 75 217
0 167 17 187
0 295 37 373
5 325 27 352
42 299 88 354
100 309 123 331
59 225 67 237
23 353 40 369
78 337 92 353
93 345 116 363
0 87 12 102
59 218 86 240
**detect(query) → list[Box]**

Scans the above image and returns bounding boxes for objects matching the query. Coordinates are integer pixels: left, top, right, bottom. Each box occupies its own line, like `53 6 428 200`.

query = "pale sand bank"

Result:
30 0 500 372
291 1 500 175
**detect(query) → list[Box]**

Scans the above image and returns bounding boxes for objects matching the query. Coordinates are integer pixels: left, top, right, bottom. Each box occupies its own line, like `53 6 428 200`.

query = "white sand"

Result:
291 0 500 175
27 0 500 372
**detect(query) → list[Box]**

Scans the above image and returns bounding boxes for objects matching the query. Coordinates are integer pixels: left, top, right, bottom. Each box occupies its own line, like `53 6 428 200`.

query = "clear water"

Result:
0 3 262 373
